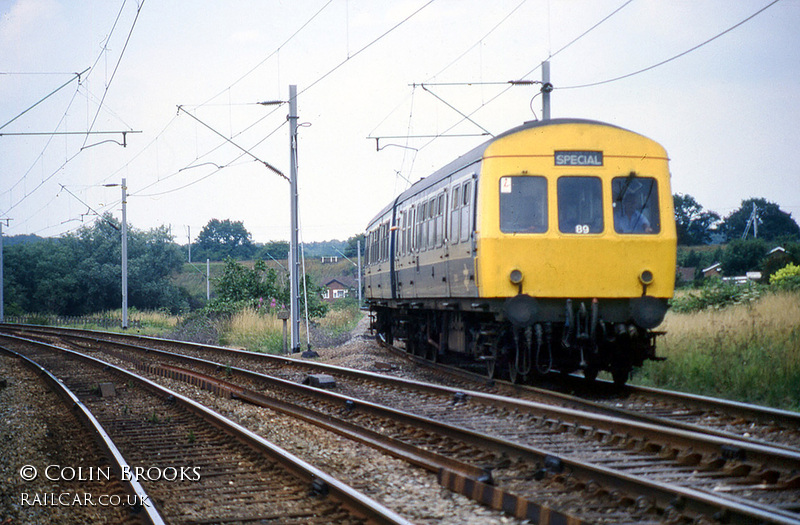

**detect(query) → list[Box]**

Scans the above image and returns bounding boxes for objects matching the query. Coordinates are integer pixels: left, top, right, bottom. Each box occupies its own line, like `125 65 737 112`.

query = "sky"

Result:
1 0 798 245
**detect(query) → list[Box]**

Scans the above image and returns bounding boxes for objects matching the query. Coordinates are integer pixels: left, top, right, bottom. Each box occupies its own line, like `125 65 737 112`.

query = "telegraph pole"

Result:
357 239 362 306
542 60 552 120
0 219 7 323
121 179 128 329
288 85 301 353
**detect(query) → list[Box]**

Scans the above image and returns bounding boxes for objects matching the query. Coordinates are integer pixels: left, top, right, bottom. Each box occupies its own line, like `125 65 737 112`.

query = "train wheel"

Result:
485 340 499 379
583 366 599 382
427 343 439 363
612 367 630 386
378 326 393 346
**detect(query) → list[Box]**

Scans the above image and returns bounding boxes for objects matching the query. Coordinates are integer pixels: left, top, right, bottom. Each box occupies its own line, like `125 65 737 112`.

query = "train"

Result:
364 118 677 385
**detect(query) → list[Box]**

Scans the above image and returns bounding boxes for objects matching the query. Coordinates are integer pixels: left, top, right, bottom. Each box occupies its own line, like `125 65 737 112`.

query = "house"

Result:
321 256 339 264
702 263 722 279
322 278 353 302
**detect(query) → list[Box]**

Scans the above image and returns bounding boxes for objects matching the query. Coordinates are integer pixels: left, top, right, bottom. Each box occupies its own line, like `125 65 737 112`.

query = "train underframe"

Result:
370 297 665 386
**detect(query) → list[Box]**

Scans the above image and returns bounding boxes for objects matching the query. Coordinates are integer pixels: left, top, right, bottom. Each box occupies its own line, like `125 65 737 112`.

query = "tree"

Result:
3 214 186 316
258 240 290 261
343 233 365 258
719 198 800 242
673 194 720 245
214 258 281 305
720 239 767 276
196 219 255 260
210 258 328 319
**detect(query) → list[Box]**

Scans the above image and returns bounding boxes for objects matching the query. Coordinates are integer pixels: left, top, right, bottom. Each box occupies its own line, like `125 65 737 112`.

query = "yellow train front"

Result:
365 118 676 385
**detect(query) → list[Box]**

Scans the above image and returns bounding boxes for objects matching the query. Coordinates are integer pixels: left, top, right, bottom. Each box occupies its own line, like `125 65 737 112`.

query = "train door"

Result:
442 187 451 297
447 176 478 297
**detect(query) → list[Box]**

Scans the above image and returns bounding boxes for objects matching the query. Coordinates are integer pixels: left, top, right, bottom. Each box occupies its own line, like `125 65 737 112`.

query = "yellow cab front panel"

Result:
475 121 677 301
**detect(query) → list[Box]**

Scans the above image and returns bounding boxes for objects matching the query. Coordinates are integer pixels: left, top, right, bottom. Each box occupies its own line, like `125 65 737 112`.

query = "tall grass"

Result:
79 309 180 335
220 308 285 353
219 303 363 354
633 291 800 411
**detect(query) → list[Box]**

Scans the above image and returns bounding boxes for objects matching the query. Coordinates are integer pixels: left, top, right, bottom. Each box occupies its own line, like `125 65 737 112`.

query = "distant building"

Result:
702 263 722 279
322 278 354 302
321 256 339 264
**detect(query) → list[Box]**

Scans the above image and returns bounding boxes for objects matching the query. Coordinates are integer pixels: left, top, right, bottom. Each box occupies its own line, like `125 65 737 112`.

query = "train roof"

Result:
366 118 631 228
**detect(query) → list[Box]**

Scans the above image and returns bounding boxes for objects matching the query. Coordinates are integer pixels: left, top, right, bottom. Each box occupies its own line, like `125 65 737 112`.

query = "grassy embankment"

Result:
94 279 799 412
632 291 800 412
103 301 364 354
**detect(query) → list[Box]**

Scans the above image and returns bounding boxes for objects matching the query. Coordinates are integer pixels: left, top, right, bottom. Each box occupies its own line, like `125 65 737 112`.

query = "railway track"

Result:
0 351 152 525
380 338 800 455
0 334 411 525
2 323 799 524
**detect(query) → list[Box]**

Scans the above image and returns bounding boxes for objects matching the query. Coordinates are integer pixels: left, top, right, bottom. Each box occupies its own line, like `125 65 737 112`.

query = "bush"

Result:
770 263 800 291
670 280 762 313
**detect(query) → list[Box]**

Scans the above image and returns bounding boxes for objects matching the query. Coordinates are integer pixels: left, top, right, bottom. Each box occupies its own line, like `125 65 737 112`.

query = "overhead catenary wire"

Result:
0 68 90 132
4 0 436 237
373 0 634 157
559 0 781 90
176 106 288 181
20 0 335 235
1 0 147 229
298 0 437 98
82 0 146 148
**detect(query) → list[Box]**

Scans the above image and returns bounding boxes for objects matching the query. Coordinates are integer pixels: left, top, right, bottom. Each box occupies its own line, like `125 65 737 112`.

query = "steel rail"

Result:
381 337 800 453
9 331 798 525
0 344 166 525
54 327 800 473
143 361 591 524
4 325 800 524
0 334 413 525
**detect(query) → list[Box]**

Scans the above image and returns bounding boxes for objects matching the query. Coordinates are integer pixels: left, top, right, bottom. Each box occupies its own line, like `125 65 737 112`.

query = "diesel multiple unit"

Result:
364 118 677 384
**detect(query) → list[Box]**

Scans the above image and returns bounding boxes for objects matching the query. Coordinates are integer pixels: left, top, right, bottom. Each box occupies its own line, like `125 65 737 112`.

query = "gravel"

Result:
1 317 527 524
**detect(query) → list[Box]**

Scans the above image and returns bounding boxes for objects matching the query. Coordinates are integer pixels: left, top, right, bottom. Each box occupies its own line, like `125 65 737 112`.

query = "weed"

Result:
634 291 800 412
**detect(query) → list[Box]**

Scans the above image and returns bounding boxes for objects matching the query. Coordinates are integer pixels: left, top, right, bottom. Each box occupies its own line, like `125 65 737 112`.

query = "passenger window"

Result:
409 206 416 253
428 197 436 249
612 176 660 234
398 211 405 258
419 202 427 251
557 177 603 234
460 181 472 242
499 176 548 233
450 186 460 244
437 194 445 246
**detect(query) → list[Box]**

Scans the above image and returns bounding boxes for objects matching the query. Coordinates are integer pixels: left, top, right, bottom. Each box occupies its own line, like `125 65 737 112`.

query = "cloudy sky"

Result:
1 0 798 244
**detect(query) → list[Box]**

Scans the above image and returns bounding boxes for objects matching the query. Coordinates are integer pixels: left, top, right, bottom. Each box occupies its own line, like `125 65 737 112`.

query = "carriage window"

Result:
612 176 660 234
410 206 417 253
397 211 405 258
450 186 460 243
436 193 445 246
499 176 548 233
460 181 472 242
416 202 425 251
558 177 603 234
427 197 437 250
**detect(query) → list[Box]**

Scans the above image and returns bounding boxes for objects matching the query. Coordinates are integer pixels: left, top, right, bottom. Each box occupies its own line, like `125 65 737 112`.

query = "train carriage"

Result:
365 118 677 385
